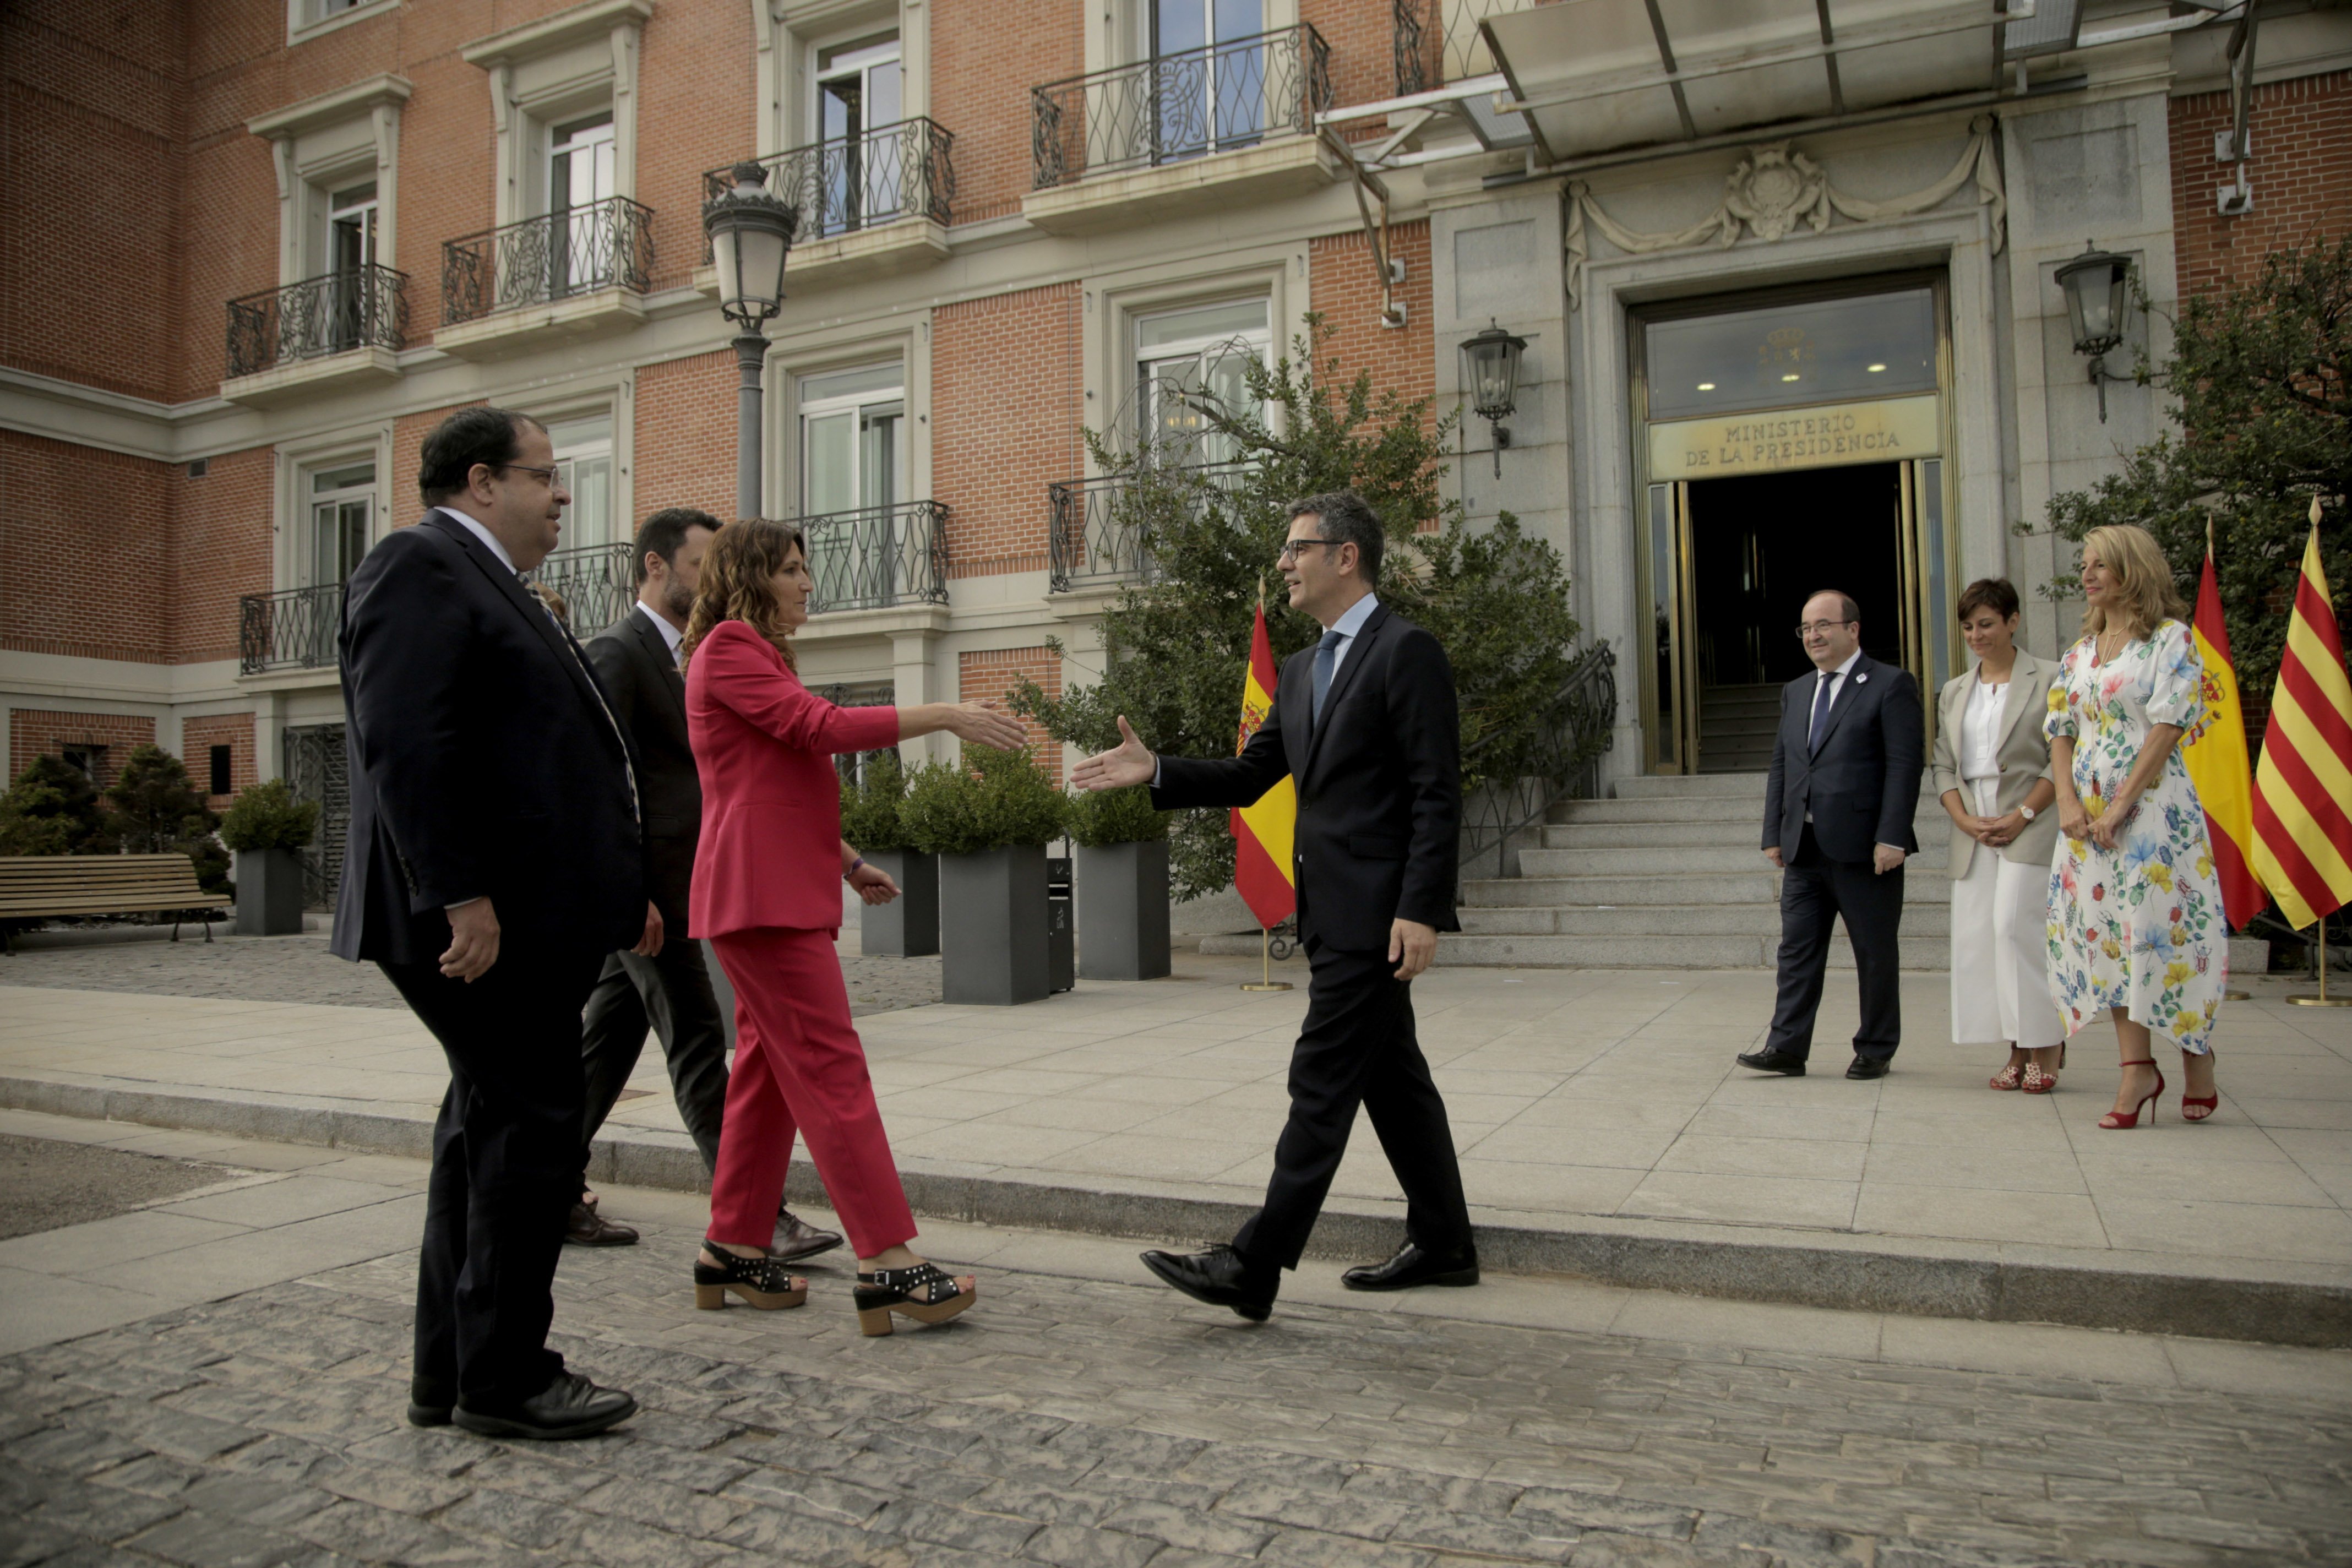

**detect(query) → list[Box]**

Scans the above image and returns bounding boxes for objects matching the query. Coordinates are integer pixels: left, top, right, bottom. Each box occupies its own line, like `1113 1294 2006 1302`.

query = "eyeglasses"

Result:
491 462 561 486
1277 538 1332 563
1793 620 1856 639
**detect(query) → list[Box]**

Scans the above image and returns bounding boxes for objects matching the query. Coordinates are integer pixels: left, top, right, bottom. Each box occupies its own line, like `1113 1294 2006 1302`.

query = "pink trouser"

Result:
705 926 915 1256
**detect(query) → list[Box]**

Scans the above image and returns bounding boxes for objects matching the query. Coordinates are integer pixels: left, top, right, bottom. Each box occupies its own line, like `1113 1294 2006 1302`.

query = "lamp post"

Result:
703 163 798 520
2054 241 2132 423
1460 319 1527 477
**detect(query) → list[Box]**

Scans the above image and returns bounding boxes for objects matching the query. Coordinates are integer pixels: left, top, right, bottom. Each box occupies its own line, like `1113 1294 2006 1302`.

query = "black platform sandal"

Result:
853 1261 976 1336
694 1245 808 1310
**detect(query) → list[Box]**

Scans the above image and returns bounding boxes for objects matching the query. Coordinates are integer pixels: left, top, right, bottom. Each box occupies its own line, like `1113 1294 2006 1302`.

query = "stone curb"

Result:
7 1069 2346 1349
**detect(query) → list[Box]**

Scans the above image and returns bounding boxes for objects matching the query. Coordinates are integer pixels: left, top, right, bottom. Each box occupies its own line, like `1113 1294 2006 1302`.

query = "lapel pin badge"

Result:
1855 673 1868 684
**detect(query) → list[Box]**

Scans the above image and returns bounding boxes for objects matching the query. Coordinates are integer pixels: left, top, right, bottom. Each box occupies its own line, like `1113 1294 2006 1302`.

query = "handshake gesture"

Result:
1072 716 1155 792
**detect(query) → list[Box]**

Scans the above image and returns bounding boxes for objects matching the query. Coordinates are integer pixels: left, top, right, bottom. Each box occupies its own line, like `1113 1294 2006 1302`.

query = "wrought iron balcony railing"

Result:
523 541 639 634
239 584 345 676
442 197 654 326
225 264 407 378
1393 0 1528 96
800 500 950 614
701 118 954 257
1032 24 1331 190
1047 462 1250 594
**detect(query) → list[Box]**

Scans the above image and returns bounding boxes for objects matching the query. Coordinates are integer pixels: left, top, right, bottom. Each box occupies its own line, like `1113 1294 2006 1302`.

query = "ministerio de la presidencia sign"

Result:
1648 393 1942 478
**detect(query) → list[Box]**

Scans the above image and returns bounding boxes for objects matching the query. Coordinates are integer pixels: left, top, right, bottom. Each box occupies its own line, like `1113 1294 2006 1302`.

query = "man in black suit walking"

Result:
333 406 654 1440
1073 491 1476 1321
571 508 843 1261
1738 589 1925 1081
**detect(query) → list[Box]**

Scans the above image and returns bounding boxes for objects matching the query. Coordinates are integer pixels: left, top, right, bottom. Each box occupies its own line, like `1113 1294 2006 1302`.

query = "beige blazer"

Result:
1930 650 2062 879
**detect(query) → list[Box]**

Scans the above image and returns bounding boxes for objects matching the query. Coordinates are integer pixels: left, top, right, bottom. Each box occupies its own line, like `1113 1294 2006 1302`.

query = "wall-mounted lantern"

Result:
2054 241 2132 423
1460 319 1528 477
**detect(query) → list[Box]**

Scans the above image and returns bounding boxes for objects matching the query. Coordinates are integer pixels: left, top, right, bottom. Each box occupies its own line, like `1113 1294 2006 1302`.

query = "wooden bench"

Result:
0 854 228 951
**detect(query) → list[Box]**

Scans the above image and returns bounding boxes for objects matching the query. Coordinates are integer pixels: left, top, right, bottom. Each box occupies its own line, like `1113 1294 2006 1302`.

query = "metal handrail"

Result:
1046 461 1250 594
798 499 950 614
1032 23 1332 189
442 197 654 326
701 117 954 255
1458 640 1618 885
225 264 406 378
239 584 345 675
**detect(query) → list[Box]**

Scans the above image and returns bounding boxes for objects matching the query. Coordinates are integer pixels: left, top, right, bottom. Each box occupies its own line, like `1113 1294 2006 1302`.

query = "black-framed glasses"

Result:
1793 620 1855 639
491 462 561 485
1277 537 1332 563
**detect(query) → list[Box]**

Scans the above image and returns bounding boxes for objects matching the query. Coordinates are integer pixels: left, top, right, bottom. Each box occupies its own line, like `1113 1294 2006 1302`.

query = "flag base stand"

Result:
2286 922 2352 1006
1239 927 1293 992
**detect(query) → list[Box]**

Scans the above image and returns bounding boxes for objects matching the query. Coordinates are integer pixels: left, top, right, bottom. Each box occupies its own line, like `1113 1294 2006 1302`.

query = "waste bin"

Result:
1046 854 1075 994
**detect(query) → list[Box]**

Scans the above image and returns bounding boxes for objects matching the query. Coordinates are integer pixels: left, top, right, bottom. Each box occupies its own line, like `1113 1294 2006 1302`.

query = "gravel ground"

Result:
0 932 942 1017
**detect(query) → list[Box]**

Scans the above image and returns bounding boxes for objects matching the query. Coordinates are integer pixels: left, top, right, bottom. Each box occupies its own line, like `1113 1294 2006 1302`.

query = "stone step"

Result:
1541 812 1947 850
1433 930 1951 970
1700 715 1782 739
1516 843 1950 876
1457 902 1954 938
1701 683 1781 710
1461 871 1950 908
1611 772 1770 801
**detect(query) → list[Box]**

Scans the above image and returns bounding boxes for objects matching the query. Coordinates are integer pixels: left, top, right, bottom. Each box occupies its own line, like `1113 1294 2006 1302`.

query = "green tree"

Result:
0 755 106 855
2026 234 2352 710
1013 316 1587 900
101 745 227 893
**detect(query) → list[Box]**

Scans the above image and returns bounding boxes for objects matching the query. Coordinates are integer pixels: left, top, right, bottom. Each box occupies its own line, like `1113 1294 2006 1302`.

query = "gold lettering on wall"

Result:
1648 394 1942 478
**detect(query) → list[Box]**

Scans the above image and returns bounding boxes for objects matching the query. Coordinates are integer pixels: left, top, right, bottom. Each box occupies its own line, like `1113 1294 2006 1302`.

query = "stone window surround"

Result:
462 0 654 231
273 424 394 597
287 0 398 50
765 324 927 524
247 74 412 291
1083 249 1306 471
754 0 929 161
521 377 638 550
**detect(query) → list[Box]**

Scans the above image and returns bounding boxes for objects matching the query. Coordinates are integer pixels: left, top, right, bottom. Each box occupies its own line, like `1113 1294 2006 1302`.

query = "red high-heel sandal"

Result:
2181 1052 2218 1121
2098 1059 2163 1130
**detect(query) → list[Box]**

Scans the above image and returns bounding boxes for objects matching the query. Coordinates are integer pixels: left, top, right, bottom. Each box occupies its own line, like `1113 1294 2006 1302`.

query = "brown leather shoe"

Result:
770 1206 843 1262
564 1201 639 1246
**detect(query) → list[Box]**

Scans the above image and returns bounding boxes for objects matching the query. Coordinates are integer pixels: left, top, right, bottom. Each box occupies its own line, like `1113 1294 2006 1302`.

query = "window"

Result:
326 180 379 350
307 461 375 588
61 746 106 787
1135 298 1268 465
1152 0 1266 162
549 113 618 296
815 34 904 233
209 747 233 797
1643 287 1938 422
547 414 616 550
799 364 905 516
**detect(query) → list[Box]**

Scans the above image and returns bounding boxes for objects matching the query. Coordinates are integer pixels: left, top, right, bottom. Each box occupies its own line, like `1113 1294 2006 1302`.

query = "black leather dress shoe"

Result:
1735 1048 1807 1076
1846 1056 1891 1080
406 1376 454 1428
1342 1241 1479 1292
564 1202 639 1247
452 1371 637 1441
771 1206 844 1263
1139 1245 1277 1322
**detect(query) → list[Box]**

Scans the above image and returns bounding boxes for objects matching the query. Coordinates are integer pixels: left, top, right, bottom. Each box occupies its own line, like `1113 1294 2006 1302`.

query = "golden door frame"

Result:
1631 273 1958 776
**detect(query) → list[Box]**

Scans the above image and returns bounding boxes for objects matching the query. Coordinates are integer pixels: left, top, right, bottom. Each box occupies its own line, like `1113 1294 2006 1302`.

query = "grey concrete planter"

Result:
1075 840 1170 981
939 843 1050 1005
232 847 306 936
860 849 939 956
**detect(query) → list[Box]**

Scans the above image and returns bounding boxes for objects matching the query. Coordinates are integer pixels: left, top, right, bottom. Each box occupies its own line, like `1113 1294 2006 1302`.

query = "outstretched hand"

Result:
945 701 1030 752
1072 715 1156 793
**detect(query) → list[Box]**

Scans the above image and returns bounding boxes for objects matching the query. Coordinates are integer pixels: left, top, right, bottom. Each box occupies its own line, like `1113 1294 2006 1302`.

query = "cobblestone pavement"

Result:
0 933 943 1017
5 1194 2348 1568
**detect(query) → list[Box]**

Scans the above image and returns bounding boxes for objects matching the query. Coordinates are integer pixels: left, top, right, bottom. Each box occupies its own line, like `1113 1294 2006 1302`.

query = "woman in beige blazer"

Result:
1932 579 2067 1092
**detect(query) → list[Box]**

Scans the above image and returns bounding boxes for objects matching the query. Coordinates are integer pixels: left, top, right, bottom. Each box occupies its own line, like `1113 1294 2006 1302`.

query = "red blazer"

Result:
686 621 901 938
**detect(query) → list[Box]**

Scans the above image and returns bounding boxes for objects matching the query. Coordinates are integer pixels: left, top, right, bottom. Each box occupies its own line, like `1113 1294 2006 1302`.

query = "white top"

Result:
1322 590 1381 680
1810 647 1863 717
1962 675 2007 781
635 600 685 663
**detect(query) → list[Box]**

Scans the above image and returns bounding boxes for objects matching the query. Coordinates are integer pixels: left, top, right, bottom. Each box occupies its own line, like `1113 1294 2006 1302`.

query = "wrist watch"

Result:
2018 805 2037 821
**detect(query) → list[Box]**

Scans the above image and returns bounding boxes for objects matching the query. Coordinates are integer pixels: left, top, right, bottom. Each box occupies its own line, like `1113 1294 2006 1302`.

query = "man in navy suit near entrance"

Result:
1738 589 1924 1081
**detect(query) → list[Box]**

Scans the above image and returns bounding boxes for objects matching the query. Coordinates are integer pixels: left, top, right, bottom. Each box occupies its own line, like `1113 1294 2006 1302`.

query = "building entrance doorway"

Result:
1685 463 1902 772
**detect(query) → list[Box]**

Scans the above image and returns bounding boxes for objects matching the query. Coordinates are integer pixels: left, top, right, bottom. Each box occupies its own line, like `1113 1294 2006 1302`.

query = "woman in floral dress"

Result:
2045 524 2227 1129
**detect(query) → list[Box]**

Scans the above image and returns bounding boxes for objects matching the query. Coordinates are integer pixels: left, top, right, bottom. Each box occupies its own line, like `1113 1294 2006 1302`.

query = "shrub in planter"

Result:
220 779 319 936
902 748 1068 1005
1066 787 1172 981
840 754 937 956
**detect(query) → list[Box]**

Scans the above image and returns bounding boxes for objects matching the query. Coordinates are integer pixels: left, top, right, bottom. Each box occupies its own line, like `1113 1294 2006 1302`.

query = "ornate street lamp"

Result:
703 163 798 520
2054 241 2132 423
1460 319 1528 476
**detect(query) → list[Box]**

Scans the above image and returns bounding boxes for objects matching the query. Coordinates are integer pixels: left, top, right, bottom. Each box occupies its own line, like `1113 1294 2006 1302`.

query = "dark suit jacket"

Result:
1763 652 1925 865
1151 601 1461 953
586 607 699 923
330 509 645 966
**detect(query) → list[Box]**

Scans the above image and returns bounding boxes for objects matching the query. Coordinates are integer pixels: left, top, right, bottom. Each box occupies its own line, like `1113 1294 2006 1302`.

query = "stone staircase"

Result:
1441 771 1952 970
1697 683 1780 773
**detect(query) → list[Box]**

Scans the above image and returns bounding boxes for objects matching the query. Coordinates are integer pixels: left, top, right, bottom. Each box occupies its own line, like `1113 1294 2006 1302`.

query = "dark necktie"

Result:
1807 671 1835 754
1311 629 1345 728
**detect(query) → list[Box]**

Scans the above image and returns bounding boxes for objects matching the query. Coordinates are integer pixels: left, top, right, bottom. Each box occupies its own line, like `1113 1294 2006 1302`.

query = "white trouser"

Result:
1949 777 2065 1049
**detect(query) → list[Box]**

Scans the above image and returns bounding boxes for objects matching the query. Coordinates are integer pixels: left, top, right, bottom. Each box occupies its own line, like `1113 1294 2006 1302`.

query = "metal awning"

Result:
1482 0 2034 162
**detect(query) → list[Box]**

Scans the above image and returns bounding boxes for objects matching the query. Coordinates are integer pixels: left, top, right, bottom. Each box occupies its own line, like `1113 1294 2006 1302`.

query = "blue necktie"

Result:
1807 672 1834 753
1311 629 1345 728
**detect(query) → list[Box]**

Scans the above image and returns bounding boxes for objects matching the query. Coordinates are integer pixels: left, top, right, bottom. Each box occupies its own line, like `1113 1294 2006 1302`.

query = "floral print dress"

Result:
2044 618 2226 1053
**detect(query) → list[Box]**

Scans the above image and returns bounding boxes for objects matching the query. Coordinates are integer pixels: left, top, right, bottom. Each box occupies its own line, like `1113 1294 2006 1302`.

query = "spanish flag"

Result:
2251 505 2352 930
1232 598 1297 929
2185 545 2266 929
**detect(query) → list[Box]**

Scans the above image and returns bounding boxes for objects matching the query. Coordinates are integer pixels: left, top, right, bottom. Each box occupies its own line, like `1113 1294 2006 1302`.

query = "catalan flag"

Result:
2250 508 2352 930
1231 597 1297 930
2185 546 2266 929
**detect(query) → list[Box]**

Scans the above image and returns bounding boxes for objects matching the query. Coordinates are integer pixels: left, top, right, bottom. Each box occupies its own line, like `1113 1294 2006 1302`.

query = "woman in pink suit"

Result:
680 518 1026 1334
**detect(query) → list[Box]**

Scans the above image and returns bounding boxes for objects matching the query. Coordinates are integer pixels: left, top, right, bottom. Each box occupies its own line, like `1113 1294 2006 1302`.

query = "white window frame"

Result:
798 362 908 519
523 379 638 556
247 74 410 291
545 411 620 552
463 0 650 232
1131 297 1272 464
303 460 378 590
272 426 393 596
758 0 923 161
288 0 398 48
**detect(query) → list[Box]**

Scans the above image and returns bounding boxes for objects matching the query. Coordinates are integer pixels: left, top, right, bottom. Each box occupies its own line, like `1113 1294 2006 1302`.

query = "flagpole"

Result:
1240 924 1292 992
2208 519 2255 1001
2289 919 2352 1005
